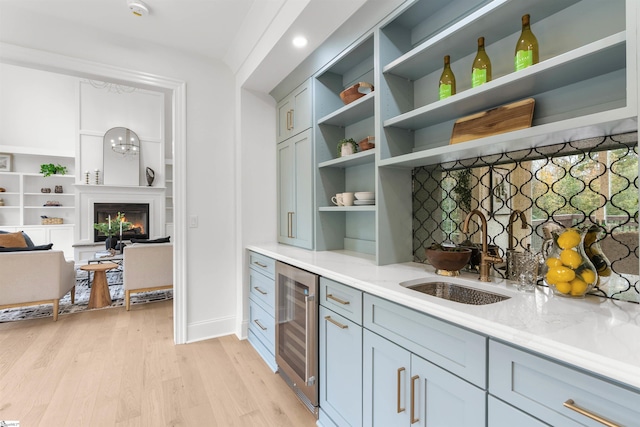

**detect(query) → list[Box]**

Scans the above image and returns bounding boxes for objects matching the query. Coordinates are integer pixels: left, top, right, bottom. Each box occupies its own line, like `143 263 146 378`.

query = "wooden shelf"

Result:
384 33 626 130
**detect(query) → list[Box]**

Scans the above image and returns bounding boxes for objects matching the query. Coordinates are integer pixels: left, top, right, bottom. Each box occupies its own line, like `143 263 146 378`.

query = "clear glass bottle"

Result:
439 55 456 100
471 37 491 88
514 14 539 71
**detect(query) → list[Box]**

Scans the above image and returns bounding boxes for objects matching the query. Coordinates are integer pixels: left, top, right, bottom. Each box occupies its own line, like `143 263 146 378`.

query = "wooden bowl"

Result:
424 247 472 276
340 82 374 105
358 136 375 151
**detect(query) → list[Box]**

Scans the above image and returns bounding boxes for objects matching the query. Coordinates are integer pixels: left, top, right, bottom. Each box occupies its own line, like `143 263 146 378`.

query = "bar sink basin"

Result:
405 281 510 305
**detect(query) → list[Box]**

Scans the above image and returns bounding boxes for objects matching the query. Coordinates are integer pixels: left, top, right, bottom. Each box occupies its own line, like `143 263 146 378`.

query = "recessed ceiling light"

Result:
292 36 308 48
127 0 150 17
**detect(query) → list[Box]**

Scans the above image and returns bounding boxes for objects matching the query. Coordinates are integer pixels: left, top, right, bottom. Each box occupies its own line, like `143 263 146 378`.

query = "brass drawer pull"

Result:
563 399 620 427
327 293 350 305
324 315 348 329
253 319 267 331
410 375 420 424
253 261 267 268
253 286 268 295
397 367 406 413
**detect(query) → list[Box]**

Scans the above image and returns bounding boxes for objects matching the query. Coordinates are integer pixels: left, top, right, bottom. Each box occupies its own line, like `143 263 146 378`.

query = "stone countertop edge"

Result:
246 243 640 391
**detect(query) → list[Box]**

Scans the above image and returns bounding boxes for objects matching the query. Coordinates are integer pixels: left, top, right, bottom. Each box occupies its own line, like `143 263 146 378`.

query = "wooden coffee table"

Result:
80 262 119 309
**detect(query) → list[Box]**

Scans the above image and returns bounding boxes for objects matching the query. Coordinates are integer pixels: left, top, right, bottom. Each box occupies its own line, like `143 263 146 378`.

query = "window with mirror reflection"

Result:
413 132 638 302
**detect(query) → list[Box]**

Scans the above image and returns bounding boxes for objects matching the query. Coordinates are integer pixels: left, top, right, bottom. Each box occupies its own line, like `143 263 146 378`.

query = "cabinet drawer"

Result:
364 294 486 388
320 277 362 324
249 269 275 314
490 340 640 427
248 298 275 352
488 396 549 427
249 251 275 279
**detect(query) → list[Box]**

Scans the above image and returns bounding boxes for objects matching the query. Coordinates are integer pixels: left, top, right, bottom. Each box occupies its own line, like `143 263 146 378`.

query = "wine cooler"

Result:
275 261 319 416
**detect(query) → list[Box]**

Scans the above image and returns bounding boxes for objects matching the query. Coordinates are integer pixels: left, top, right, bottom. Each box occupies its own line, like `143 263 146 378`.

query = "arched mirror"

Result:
103 127 140 186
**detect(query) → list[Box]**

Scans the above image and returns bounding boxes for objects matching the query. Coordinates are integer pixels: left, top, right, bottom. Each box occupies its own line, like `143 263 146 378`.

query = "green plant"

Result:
93 212 133 237
337 138 357 156
40 163 68 177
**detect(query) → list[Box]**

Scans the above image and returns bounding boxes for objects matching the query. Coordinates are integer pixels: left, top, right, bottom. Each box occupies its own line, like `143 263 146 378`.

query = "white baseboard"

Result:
186 315 236 343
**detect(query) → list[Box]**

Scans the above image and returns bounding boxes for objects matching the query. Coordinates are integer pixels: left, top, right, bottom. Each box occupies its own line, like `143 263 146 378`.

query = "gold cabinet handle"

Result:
253 286 267 295
287 211 294 238
563 399 620 427
410 375 420 424
253 261 267 268
253 319 267 331
397 367 406 413
289 109 294 130
286 110 291 130
327 293 350 305
324 315 348 329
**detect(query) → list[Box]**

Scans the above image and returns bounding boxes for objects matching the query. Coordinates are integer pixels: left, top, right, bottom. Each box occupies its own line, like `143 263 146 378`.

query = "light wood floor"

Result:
0 300 317 427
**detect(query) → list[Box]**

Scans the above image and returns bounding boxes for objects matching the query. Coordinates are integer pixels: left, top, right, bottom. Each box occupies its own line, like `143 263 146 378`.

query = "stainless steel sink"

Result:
405 281 510 305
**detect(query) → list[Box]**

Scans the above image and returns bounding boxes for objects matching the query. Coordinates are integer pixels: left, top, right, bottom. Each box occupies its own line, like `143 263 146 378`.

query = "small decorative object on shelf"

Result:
515 14 539 71
54 185 63 193
41 187 51 193
358 136 375 151
0 198 4 206
85 171 90 185
94 169 100 185
439 55 456 100
41 216 63 225
44 201 62 206
146 167 155 186
339 82 374 105
337 138 357 157
542 227 598 298
0 187 5 192
39 163 67 177
471 37 492 88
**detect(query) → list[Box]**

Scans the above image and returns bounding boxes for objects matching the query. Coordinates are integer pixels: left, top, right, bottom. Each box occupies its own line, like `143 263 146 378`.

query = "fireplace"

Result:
94 203 150 242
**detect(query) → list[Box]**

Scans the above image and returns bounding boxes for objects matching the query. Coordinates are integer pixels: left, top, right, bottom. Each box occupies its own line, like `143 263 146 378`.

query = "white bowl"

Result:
355 191 375 201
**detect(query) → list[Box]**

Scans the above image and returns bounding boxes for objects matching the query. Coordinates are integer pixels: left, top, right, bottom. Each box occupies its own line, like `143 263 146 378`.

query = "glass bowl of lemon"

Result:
542 227 598 298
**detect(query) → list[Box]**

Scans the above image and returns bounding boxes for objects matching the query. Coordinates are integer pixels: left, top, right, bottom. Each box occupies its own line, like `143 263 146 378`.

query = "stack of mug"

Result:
331 192 355 206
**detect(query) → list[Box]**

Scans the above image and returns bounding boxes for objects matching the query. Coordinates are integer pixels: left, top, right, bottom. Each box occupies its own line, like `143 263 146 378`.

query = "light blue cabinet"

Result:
277 128 313 249
363 330 486 427
488 396 549 427
319 305 363 427
247 251 277 372
276 79 311 144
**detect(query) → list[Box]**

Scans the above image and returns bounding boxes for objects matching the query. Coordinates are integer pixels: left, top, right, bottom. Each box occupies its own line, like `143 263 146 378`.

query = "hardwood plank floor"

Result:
0 301 317 427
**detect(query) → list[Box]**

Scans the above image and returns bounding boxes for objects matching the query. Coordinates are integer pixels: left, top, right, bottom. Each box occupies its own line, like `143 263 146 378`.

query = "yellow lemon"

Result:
546 266 576 284
560 249 582 269
580 269 596 285
545 257 563 268
554 282 572 294
570 278 589 296
557 228 581 249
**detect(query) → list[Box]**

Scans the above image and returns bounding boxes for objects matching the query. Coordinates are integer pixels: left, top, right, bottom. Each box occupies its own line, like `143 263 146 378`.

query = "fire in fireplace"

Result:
94 203 150 242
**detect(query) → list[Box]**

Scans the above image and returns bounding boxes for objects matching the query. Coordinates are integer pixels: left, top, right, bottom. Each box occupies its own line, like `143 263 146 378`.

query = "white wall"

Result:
0 8 237 342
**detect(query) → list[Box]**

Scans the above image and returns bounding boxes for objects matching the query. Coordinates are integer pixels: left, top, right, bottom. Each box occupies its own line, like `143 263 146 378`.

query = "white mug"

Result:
331 194 344 206
342 192 355 206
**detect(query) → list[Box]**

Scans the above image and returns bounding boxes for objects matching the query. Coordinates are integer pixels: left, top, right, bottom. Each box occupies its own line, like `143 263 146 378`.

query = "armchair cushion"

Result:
0 230 35 247
0 243 54 252
0 231 28 248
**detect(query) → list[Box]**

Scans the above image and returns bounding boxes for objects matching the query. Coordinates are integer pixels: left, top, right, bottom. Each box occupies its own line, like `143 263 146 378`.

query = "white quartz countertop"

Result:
247 243 640 390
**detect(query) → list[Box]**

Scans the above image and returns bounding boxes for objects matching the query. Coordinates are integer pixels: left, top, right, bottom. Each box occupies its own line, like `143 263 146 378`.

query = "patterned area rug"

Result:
0 267 173 323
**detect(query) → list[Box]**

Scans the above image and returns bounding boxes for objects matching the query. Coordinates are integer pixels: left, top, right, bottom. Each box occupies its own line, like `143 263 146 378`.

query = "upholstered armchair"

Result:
122 243 173 310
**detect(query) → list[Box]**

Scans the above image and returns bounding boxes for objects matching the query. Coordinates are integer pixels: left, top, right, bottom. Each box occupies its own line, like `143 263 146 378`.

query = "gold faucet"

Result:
507 210 528 251
462 209 503 282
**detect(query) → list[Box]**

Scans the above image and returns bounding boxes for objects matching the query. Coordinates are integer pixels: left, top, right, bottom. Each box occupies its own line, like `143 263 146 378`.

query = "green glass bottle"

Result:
439 55 456 100
471 37 491 88
515 14 539 71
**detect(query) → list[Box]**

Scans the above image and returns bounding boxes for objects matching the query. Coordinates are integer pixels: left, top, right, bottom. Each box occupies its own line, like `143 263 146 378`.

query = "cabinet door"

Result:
48 226 75 260
319 306 362 427
291 80 311 134
363 330 410 427
276 96 293 143
488 396 549 427
277 129 313 249
410 354 486 427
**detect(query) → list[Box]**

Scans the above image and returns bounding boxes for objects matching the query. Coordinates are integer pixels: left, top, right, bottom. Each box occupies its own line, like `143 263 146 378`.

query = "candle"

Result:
120 218 123 236
108 215 111 231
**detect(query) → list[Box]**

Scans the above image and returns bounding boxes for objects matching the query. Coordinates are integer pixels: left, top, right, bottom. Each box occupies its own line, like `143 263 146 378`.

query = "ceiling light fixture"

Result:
127 0 150 17
292 36 308 48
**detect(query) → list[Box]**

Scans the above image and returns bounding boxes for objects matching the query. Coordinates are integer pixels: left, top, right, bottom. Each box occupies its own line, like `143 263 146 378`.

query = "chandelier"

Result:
104 127 140 157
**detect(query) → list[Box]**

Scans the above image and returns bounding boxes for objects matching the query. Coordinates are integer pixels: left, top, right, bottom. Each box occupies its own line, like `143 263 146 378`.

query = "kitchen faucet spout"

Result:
462 209 503 282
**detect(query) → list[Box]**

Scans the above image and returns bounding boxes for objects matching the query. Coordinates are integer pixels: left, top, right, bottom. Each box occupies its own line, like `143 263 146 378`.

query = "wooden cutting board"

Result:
450 98 535 145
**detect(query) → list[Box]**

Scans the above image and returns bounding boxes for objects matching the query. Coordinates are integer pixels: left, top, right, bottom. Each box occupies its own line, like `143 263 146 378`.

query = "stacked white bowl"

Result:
354 192 375 205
